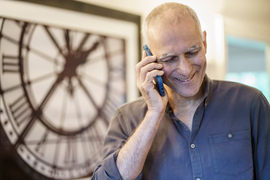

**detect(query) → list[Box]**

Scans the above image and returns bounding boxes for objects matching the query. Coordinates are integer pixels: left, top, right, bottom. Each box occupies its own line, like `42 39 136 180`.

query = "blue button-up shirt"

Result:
91 76 270 180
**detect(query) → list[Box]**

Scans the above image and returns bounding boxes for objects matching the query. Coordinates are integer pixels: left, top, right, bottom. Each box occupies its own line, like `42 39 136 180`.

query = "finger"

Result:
143 69 164 86
135 55 157 80
139 63 163 83
137 52 157 68
139 69 164 95
137 70 164 92
142 50 147 59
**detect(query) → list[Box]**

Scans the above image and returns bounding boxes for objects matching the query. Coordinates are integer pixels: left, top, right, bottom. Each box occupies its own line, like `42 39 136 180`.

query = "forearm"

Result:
116 110 165 180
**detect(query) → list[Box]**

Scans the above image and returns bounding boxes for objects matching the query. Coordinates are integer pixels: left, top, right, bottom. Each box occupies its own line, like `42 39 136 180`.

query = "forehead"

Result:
148 13 199 41
147 15 202 54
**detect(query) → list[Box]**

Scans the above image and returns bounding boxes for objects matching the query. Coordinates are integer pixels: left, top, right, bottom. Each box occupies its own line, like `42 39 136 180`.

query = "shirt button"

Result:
196 178 201 180
191 144 196 149
228 134 233 138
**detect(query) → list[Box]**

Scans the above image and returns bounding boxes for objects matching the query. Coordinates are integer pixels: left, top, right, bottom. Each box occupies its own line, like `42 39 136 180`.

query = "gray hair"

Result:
142 2 203 44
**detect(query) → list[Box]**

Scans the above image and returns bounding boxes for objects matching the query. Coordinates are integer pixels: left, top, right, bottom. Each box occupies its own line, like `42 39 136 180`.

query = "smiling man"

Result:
91 2 270 180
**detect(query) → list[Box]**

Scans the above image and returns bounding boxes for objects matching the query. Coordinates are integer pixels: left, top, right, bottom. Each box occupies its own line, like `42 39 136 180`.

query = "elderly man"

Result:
91 2 270 180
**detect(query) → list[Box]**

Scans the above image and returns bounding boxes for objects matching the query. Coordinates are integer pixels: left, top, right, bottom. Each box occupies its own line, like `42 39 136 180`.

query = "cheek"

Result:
160 65 172 85
161 64 173 77
193 54 207 68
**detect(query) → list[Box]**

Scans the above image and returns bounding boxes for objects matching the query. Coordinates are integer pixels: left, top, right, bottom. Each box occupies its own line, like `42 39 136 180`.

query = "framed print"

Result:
0 1 141 179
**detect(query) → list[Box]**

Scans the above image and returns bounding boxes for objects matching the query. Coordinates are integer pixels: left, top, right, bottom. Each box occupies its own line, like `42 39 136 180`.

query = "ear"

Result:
202 31 207 54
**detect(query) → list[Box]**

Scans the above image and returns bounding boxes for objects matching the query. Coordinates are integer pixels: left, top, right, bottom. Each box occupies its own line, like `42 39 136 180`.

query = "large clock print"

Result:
0 17 126 179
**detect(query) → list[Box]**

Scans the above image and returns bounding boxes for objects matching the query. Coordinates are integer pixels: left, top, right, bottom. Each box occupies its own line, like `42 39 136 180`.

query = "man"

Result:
91 2 270 180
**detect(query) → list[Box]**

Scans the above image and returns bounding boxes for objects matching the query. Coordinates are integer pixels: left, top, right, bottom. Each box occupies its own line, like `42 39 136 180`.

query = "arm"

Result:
91 109 165 180
116 110 165 179
91 51 168 180
116 51 168 179
251 93 270 179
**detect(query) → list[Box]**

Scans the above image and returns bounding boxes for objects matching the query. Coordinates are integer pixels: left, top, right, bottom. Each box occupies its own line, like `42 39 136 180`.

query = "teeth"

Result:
176 73 194 82
176 77 191 82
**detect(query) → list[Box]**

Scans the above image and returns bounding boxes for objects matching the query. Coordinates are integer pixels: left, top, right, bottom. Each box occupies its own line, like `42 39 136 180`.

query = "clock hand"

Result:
76 33 90 52
44 26 65 57
77 41 99 66
64 30 71 54
38 73 64 112
76 77 99 110
61 41 99 79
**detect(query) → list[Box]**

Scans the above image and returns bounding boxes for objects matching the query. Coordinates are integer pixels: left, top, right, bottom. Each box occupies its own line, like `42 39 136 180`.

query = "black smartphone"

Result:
143 45 165 96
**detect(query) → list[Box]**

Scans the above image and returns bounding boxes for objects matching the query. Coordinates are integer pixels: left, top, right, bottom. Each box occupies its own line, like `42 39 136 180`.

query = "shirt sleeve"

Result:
90 108 143 180
90 150 122 180
251 93 270 179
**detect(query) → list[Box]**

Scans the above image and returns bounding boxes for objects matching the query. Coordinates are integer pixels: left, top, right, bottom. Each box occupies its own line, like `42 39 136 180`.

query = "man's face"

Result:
148 15 207 98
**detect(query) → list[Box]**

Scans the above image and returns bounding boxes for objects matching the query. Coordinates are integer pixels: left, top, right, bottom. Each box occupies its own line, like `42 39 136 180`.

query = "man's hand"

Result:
135 51 168 113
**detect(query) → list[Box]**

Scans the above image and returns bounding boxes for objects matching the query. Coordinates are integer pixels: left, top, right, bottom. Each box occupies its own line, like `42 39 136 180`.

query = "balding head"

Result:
142 2 203 44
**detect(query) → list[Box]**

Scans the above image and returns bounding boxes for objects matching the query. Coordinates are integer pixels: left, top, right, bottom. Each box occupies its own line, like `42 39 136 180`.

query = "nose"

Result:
177 56 192 76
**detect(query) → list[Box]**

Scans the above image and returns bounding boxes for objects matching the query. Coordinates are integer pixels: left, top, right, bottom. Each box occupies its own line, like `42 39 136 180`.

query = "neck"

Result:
167 85 205 125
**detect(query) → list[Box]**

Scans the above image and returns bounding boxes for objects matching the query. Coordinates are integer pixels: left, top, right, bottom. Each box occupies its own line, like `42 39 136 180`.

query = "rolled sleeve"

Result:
91 150 122 180
91 107 143 180
91 149 143 180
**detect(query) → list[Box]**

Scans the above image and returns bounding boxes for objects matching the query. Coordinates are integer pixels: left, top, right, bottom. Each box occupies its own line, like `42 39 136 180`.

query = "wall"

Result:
78 0 270 81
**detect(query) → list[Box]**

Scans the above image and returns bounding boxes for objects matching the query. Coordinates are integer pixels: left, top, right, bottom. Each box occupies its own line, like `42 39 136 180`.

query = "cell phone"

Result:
143 45 165 96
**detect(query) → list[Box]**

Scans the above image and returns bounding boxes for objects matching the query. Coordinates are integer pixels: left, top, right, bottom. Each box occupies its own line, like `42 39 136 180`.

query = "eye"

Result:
163 56 178 63
185 47 201 57
185 51 199 57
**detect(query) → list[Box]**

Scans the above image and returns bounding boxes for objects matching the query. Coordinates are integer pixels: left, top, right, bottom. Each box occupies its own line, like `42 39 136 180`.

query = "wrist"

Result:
145 108 165 123
147 104 166 115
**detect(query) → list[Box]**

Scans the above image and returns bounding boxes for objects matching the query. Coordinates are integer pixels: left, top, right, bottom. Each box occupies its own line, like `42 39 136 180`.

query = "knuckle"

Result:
140 66 147 73
145 71 154 79
135 63 140 72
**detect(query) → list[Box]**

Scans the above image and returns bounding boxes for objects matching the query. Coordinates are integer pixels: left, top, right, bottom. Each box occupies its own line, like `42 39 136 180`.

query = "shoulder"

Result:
116 96 147 115
211 80 262 99
111 97 147 134
207 79 265 110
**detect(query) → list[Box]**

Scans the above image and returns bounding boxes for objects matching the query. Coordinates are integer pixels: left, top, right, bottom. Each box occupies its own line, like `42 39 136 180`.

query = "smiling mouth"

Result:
175 73 196 82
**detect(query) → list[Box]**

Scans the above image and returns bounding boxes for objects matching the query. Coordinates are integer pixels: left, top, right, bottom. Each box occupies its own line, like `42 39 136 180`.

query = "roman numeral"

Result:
0 107 7 124
9 94 32 127
35 130 49 156
64 139 77 164
2 55 20 73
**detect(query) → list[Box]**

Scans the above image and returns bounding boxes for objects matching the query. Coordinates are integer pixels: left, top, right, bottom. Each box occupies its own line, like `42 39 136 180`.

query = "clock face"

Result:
0 17 126 179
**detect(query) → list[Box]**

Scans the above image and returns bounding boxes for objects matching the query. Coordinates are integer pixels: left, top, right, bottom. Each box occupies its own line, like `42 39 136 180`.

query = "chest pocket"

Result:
208 130 253 176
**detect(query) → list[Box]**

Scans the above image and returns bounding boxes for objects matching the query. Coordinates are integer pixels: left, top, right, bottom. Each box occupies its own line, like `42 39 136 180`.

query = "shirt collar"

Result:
203 74 213 109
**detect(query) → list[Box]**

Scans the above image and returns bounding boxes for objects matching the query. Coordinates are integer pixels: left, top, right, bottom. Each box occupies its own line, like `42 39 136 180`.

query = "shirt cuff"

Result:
102 150 143 180
102 150 122 179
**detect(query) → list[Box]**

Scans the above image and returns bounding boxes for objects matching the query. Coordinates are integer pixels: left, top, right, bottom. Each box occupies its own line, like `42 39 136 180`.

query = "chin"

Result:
173 80 203 97
178 89 199 98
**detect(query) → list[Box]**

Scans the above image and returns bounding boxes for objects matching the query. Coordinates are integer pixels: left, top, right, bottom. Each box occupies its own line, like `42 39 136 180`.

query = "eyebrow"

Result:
158 53 177 62
187 44 201 51
158 44 201 62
